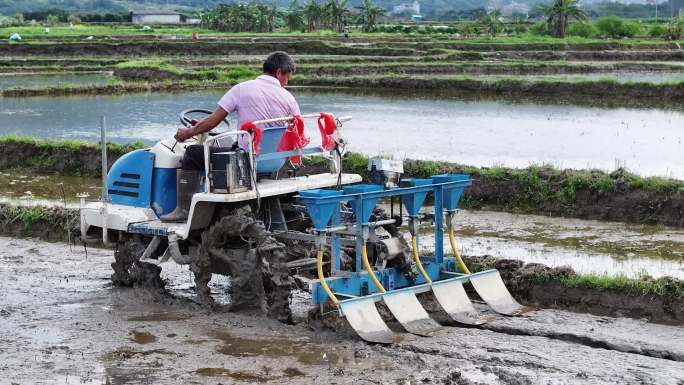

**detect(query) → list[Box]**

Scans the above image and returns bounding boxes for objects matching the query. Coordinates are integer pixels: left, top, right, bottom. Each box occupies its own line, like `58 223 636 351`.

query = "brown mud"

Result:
1 39 682 58
483 48 684 62
1 236 684 384
0 41 416 58
413 41 684 52
299 62 684 76
190 212 293 323
0 138 145 176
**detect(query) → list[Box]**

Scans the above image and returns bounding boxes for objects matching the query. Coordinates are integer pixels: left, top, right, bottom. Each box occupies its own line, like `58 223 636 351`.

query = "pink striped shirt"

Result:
217 75 301 127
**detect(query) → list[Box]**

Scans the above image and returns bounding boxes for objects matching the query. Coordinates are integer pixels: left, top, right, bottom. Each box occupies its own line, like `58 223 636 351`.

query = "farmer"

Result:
161 51 300 222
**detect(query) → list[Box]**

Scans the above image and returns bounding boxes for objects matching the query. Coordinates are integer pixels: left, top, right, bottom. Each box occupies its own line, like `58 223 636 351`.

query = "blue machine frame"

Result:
298 174 474 306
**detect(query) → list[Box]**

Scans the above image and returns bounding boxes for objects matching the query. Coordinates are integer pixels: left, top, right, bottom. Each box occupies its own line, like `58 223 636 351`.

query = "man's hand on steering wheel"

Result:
174 126 196 142
177 108 231 142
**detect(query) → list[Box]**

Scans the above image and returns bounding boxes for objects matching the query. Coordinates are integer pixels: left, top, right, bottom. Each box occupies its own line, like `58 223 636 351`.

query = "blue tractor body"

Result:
106 126 291 217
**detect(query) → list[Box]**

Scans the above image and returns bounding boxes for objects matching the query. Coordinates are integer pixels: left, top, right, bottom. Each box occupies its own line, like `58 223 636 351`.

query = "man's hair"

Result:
263 51 296 76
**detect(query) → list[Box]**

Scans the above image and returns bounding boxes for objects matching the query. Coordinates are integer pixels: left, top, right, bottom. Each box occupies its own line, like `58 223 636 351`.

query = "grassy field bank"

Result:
1 136 682 226
465 255 684 324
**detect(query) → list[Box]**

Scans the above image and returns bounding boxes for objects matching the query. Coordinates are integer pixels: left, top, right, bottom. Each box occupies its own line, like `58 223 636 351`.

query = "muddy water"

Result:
1 89 684 178
412 208 684 279
1 236 684 384
0 170 100 203
0 72 112 90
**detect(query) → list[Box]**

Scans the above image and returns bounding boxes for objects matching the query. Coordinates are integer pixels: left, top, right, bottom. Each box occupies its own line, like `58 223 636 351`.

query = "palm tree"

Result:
480 9 503 37
538 0 588 38
285 0 305 32
266 3 278 32
324 0 349 33
357 0 385 33
303 0 323 32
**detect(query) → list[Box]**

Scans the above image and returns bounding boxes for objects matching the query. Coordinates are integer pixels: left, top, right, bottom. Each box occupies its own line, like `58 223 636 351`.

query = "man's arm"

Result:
175 107 229 142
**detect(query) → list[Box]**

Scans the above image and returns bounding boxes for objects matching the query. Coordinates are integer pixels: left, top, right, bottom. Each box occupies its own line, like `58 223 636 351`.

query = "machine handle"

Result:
251 113 352 126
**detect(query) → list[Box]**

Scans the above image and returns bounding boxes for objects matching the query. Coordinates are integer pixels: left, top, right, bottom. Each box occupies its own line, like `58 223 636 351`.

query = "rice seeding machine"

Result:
79 110 526 343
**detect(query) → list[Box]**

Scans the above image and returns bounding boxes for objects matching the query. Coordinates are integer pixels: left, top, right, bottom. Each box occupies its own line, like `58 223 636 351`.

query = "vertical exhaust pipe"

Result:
100 116 114 247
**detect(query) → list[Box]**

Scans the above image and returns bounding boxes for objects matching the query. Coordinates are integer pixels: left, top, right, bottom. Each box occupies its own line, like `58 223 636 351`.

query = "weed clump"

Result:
115 59 182 76
0 203 78 238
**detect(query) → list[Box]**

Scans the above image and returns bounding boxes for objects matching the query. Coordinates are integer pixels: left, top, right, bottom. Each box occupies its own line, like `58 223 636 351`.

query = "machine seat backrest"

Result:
256 126 287 174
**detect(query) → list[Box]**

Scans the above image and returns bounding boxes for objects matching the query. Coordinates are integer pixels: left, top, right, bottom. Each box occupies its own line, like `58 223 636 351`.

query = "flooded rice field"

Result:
2 167 682 280
415 209 684 280
0 171 100 204
1 236 683 385
0 72 112 90
1 89 683 178
478 71 684 84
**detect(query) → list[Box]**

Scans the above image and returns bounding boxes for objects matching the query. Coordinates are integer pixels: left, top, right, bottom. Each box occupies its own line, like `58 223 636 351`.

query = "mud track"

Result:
1 236 683 384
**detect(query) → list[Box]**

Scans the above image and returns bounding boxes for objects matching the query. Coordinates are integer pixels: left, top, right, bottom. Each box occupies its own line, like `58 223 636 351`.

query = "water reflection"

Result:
1 89 683 178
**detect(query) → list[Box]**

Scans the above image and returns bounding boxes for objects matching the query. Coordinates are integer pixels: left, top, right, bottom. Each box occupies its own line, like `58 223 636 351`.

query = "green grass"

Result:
0 203 79 237
560 272 684 302
8 206 46 229
199 66 261 82
0 135 145 156
116 59 182 75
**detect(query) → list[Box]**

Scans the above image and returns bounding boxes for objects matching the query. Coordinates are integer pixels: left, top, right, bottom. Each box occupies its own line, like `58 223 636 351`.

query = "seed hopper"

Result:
79 110 526 343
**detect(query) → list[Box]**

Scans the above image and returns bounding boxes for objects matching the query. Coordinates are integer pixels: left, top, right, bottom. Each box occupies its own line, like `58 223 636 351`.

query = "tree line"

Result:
534 0 682 39
200 0 386 33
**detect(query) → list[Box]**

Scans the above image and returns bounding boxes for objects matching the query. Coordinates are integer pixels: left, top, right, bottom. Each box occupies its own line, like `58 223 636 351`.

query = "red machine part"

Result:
318 113 337 151
277 115 310 164
239 121 263 155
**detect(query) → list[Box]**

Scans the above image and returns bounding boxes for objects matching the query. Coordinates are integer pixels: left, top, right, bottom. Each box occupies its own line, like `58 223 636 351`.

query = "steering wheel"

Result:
179 108 231 137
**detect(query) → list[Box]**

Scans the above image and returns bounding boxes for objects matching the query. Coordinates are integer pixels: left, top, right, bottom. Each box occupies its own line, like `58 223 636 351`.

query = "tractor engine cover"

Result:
368 159 404 189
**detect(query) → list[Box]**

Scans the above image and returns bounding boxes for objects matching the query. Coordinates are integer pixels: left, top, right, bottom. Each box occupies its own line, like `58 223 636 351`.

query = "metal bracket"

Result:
140 236 162 261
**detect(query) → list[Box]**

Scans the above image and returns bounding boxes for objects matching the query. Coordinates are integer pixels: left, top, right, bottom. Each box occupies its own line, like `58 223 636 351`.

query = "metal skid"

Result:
298 174 525 343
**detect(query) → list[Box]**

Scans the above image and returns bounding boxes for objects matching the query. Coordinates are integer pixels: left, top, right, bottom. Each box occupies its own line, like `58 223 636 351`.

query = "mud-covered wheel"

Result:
111 234 165 289
192 211 293 323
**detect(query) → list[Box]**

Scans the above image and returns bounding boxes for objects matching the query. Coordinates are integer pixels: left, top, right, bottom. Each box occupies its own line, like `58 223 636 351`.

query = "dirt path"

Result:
1 236 683 385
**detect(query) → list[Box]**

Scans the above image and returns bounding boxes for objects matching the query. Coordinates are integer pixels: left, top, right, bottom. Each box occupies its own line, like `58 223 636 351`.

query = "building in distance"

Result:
131 11 200 25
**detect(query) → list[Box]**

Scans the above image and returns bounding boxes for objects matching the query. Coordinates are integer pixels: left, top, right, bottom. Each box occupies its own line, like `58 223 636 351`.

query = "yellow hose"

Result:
361 243 386 293
411 236 432 284
317 249 339 306
449 228 471 275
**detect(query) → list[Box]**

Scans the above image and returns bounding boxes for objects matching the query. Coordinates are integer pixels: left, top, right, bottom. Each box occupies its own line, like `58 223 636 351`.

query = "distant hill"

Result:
1 0 679 19
0 0 536 17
